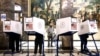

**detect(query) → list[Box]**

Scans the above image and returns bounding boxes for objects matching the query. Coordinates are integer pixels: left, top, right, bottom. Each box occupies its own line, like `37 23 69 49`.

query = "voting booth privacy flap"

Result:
24 17 45 35
56 17 78 35
78 20 98 35
3 21 22 35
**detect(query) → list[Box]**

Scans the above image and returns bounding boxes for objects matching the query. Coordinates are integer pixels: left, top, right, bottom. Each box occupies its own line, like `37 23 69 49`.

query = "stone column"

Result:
0 0 14 49
21 0 28 17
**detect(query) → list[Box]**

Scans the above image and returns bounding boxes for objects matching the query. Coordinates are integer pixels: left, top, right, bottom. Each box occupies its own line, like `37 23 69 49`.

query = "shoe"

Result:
11 50 15 54
39 54 42 56
51 45 53 47
11 52 15 54
84 49 89 52
80 50 84 53
33 54 37 56
80 49 84 53
16 51 20 53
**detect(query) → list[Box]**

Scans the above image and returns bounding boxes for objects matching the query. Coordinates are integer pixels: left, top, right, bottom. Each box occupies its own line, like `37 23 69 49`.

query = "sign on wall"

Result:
1 13 6 21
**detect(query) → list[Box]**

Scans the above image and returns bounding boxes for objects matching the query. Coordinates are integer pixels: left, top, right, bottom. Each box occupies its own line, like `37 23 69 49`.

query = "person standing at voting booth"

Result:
79 34 89 53
24 17 45 56
34 33 43 55
9 33 21 53
79 13 94 53
4 21 21 53
78 11 88 53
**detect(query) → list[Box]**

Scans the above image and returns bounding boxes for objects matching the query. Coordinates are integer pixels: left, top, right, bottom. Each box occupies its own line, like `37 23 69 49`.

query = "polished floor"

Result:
0 41 100 56
0 53 90 56
0 47 100 56
1 51 100 56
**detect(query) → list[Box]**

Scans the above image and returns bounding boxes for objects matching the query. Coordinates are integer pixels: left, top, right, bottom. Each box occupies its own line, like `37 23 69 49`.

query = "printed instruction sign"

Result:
1 13 6 21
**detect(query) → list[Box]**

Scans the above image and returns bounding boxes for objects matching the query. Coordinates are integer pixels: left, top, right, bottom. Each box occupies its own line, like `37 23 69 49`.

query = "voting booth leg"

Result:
20 38 22 53
26 36 29 56
3 35 10 55
70 35 74 56
42 36 45 56
55 35 59 56
91 34 99 56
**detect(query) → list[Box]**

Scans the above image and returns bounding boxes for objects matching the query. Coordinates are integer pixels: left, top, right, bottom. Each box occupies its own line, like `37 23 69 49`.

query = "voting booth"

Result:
56 17 78 35
24 17 45 35
78 20 98 35
78 20 99 56
56 17 78 56
3 20 22 54
3 20 22 35
24 17 45 56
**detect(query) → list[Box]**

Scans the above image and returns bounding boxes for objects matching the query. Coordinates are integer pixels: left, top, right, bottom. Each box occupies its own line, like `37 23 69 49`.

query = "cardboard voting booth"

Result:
56 17 78 35
3 21 22 35
78 20 98 35
24 17 45 35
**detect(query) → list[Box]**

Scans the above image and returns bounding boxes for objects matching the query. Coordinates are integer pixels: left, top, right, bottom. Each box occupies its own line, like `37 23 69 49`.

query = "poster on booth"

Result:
89 20 98 33
71 18 77 30
26 23 33 30
4 21 11 30
24 17 33 31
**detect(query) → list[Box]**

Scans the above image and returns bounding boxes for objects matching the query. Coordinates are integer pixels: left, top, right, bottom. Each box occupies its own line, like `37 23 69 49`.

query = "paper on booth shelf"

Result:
78 20 98 35
56 17 78 35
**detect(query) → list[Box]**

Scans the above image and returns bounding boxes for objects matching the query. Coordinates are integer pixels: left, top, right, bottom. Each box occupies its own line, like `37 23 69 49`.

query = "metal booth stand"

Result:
89 34 99 56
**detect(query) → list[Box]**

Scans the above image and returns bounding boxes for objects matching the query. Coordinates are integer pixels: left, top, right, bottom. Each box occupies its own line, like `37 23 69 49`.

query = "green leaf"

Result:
85 5 93 9
90 0 100 5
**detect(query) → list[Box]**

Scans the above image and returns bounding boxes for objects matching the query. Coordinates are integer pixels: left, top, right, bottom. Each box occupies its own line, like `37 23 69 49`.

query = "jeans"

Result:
79 34 89 52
